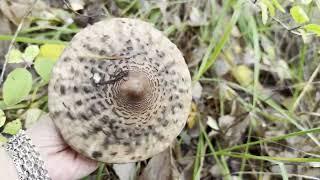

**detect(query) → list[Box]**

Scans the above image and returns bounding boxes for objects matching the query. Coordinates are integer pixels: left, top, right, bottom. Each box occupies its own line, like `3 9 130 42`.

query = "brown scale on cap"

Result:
48 18 192 163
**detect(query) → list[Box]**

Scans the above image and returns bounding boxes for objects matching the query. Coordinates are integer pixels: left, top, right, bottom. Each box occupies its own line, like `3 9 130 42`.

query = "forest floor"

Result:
1 0 320 179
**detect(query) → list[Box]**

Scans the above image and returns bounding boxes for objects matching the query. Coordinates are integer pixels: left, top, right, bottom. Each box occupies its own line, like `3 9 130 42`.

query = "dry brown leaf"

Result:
113 163 136 180
0 0 31 25
192 81 202 101
187 102 197 129
188 7 207 26
0 0 48 26
179 162 193 180
214 59 231 76
69 0 84 11
139 148 180 180
219 115 249 146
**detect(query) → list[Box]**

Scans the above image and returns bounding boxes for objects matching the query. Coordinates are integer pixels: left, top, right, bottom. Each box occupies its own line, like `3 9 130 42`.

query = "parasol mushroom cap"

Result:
48 18 192 163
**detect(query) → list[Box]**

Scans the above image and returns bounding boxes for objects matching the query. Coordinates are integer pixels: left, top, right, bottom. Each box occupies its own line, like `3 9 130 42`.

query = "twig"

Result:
0 0 38 85
271 17 302 36
249 1 303 35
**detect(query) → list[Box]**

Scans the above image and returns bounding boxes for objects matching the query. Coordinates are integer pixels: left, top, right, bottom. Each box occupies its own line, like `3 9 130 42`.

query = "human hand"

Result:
26 114 98 180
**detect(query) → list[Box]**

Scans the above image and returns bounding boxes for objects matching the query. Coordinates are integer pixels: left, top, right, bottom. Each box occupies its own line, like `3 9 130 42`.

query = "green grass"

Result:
0 35 68 45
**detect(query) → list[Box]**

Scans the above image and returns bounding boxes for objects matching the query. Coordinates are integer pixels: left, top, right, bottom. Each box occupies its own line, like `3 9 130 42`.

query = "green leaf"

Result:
0 109 6 128
3 68 32 106
290 6 309 24
34 57 56 82
304 24 320 35
262 0 275 17
271 0 285 13
22 45 40 63
7 49 23 63
39 44 65 60
25 108 44 128
3 119 22 135
0 101 6 110
0 134 7 143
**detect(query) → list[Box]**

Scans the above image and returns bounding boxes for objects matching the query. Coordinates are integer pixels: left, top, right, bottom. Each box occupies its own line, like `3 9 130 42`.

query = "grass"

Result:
0 35 68 45
193 0 242 81
1 0 320 179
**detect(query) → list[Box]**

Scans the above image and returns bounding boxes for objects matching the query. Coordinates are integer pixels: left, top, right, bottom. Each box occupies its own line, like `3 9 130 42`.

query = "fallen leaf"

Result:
309 162 320 168
209 164 222 178
69 0 85 11
139 148 180 180
187 102 197 129
207 116 219 137
189 7 207 26
0 12 11 59
219 115 249 146
180 161 193 180
219 115 235 131
219 82 237 101
214 59 231 76
274 60 291 80
113 163 136 180
207 116 219 131
191 81 202 101
231 65 253 87
0 0 48 26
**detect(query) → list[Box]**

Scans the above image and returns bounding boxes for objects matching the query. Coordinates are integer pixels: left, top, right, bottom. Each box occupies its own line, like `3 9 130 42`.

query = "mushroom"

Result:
48 18 192 163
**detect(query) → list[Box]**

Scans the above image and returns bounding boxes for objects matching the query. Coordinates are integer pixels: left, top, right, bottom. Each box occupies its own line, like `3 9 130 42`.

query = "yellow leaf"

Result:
187 102 197 129
290 6 309 24
39 44 65 60
231 65 253 86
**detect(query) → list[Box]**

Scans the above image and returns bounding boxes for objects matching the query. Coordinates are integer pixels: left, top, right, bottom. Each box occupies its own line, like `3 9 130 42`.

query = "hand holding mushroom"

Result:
25 115 98 180
1 18 191 180
49 18 192 163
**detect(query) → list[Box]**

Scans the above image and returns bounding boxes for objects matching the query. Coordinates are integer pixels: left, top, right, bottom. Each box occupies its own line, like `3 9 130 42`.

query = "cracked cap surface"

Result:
48 18 192 163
